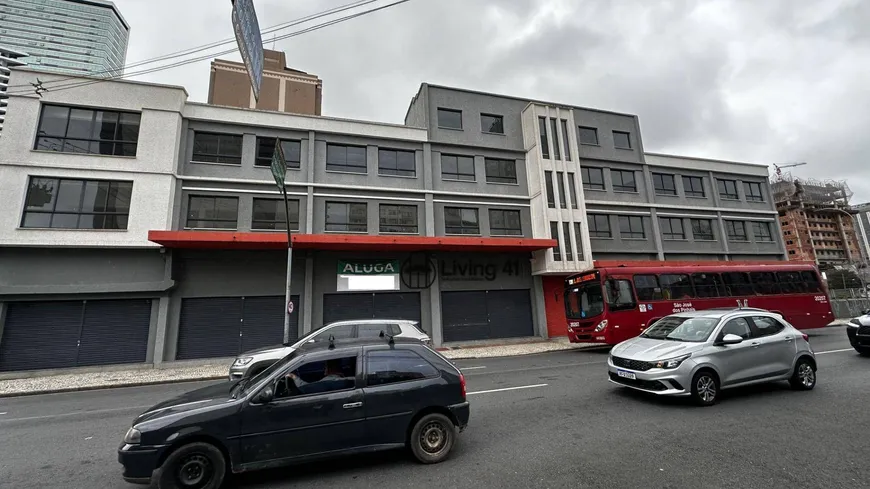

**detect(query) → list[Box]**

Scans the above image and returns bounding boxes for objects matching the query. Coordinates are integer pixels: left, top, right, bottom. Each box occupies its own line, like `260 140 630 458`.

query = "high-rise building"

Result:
208 49 323 115
853 202 870 264
0 44 29 136
0 0 129 77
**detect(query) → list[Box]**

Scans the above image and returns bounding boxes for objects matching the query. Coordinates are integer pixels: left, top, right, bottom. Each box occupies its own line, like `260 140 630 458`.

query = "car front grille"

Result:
608 372 667 391
611 356 654 371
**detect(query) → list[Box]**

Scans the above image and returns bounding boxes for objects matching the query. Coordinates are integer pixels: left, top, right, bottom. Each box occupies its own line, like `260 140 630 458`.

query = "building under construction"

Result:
772 174 863 268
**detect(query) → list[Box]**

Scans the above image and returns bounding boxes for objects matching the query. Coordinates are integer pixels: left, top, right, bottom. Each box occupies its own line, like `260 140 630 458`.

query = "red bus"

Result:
563 261 834 345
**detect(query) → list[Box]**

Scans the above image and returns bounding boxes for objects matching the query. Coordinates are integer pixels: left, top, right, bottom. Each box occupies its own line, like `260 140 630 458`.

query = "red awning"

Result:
148 231 556 252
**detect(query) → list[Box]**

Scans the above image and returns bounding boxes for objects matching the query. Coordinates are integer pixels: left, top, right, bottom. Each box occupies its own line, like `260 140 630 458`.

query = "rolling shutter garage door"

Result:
176 295 299 360
322 292 421 325
442 289 534 342
0 300 152 372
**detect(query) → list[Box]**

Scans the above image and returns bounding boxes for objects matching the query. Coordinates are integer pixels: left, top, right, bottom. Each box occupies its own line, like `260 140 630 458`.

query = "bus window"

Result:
721 272 753 296
692 273 723 298
633 275 662 301
777 271 806 294
660 274 694 299
750 272 781 295
565 282 605 319
605 279 636 311
801 271 822 293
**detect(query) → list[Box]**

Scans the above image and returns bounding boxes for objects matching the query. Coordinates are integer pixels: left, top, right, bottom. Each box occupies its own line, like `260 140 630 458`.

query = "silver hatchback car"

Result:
229 319 431 380
608 308 817 406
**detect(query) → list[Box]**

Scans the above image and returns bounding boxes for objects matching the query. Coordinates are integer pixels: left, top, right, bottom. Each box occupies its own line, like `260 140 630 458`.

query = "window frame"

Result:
611 169 638 193
191 132 243 165
364 349 440 388
272 353 360 401
20 176 133 230
562 221 573 261
750 316 785 338
725 220 748 241
538 116 550 159
556 171 568 209
544 170 556 208
550 118 561 160
444 207 480 235
550 221 562 261
633 274 662 301
484 158 518 185
577 126 599 146
185 195 239 230
717 179 739 200
612 130 632 150
377 148 417 178
378 203 418 234
752 222 774 242
326 144 368 174
437 108 463 130
33 104 141 157
566 172 579 209
560 119 571 160
660 217 685 240
581 167 606 191
691 218 715 241
480 113 504 134
255 137 301 169
618 215 645 239
682 176 706 198
325 201 368 233
441 154 475 182
743 181 764 202
652 173 677 196
488 208 523 236
588 215 612 238
251 198 300 231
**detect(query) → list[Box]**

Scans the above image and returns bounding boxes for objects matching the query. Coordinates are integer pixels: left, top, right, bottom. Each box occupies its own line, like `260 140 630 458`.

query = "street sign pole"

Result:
270 141 293 343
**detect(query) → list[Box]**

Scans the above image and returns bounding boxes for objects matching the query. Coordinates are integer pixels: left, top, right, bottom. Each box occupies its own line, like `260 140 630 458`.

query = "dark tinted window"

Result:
314 324 355 341
612 170 637 192
35 104 140 156
489 209 522 236
582 167 605 190
612 131 631 149
22 177 132 230
720 318 752 339
326 202 367 232
252 198 299 231
545 171 556 208
441 154 475 181
653 173 677 195
744 182 764 202
578 126 598 145
660 217 685 240
753 222 774 242
556 171 567 208
567 173 579 209
550 118 561 159
485 158 517 184
717 179 739 200
750 272 780 295
366 350 438 386
192 132 242 164
480 114 503 134
357 323 396 339
634 274 662 301
682 176 705 197
801 271 822 293
589 215 612 238
726 221 748 241
275 356 357 399
618 215 645 239
550 221 561 261
379 204 418 234
777 271 806 294
445 207 479 234
752 316 785 337
256 138 301 168
186 196 238 229
563 222 573 261
326 144 367 173
660 274 694 299
560 120 571 160
692 273 723 298
438 108 462 129
722 272 754 296
691 219 715 240
378 149 416 177
605 279 636 311
538 117 549 158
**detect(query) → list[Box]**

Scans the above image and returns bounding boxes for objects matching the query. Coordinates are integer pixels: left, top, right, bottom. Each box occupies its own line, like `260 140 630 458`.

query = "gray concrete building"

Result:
1 44 29 136
0 69 786 374
854 202 870 264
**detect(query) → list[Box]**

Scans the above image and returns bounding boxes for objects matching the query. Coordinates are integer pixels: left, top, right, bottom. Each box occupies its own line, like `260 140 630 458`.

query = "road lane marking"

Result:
460 366 487 370
0 405 151 423
467 383 548 396
464 360 605 376
816 348 855 355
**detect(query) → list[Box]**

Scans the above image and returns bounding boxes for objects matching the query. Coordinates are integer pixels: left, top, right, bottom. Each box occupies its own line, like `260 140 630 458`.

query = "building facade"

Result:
208 49 323 116
1 44 29 136
853 202 870 264
0 70 786 374
0 0 129 77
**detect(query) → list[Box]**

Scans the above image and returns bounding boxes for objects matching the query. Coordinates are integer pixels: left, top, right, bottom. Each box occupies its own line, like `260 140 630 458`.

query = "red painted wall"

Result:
542 275 568 337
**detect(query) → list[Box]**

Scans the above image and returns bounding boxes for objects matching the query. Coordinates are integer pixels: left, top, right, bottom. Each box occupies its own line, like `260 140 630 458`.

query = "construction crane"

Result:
774 162 807 178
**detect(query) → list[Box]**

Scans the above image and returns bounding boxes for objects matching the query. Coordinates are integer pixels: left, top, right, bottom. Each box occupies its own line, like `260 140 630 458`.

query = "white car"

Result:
846 309 870 355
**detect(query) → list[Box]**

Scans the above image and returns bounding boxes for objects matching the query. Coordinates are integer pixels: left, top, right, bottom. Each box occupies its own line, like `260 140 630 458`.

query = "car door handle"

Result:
343 402 363 409
783 337 794 342
750 342 760 348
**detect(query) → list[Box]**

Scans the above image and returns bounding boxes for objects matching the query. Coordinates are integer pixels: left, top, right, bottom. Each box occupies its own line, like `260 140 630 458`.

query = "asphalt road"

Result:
0 327 867 489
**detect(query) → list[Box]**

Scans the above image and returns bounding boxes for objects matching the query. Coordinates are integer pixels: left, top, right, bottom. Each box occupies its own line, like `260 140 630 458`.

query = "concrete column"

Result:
428 274 443 347
151 296 171 365
642 164 655 204
241 133 257 170
425 194 435 236
531 275 548 339
649 208 665 260
302 256 315 335
717 211 730 257
709 171 722 207
306 130 316 234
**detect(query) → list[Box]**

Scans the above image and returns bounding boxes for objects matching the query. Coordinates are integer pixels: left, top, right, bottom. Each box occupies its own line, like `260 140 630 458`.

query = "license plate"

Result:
617 369 636 380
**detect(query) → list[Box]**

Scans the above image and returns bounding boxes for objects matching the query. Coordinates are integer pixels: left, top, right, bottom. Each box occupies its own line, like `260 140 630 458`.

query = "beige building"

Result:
207 49 322 115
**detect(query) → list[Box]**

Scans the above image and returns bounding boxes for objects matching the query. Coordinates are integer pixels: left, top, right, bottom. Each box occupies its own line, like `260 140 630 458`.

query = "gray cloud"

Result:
114 0 869 202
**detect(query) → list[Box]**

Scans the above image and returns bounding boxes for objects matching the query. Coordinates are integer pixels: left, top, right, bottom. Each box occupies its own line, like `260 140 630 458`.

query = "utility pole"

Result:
269 141 294 343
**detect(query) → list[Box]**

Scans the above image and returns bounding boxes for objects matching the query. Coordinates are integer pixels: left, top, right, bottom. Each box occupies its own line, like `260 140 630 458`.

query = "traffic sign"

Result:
270 139 287 188
231 0 264 101
287 300 294 314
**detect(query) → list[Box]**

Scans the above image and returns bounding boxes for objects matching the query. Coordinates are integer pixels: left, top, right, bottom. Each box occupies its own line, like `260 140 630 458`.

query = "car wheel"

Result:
690 370 719 406
409 413 456 464
156 442 226 489
789 358 817 390
855 346 870 357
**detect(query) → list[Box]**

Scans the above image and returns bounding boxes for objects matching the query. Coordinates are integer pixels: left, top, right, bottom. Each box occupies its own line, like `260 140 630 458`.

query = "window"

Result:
357 323 401 339
379 204 418 234
480 113 503 134
560 120 571 160
660 217 685 240
581 167 605 191
717 179 739 200
326 202 367 232
605 279 636 311
545 170 556 208
489 209 522 236
437 108 462 129
34 104 140 156
366 350 438 386
652 173 677 196
567 173 579 209
722 272 754 296
563 222 573 261
752 222 774 242
186 196 239 229
556 171 567 209
612 130 631 149
275 356 357 399
660 274 694 299
611 170 637 192
589 215 612 238
21 177 132 229
682 176 705 198
255 138 301 168
441 154 475 181
750 272 780 295
550 118 561 160
574 222 584 258
444 207 479 235
720 318 752 340
618 215 645 239
313 324 355 342
725 221 748 241
692 273 723 298
777 271 806 294
484 158 517 184
538 117 549 158
326 144 367 173
802 271 822 293
192 132 242 164
752 316 785 337
550 221 561 261
744 182 764 202
378 149 416 177
252 198 299 231
634 275 662 301
578 126 598 145
691 219 715 240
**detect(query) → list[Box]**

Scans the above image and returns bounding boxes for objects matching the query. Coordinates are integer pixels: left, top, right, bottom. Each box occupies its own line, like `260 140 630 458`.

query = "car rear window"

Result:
366 350 438 386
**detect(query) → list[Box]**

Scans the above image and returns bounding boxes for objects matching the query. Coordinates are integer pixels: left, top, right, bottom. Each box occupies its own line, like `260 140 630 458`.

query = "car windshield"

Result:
640 316 720 342
238 349 300 396
565 282 605 319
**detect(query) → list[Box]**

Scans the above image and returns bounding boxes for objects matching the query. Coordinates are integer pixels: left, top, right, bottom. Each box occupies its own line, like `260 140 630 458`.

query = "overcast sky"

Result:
115 0 869 202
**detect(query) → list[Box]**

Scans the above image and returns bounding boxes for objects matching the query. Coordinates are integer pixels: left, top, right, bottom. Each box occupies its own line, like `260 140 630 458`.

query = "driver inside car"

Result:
277 360 348 397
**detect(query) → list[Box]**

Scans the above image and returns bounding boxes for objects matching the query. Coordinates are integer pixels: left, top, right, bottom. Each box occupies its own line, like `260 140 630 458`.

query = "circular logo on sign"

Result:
287 301 294 314
401 252 437 289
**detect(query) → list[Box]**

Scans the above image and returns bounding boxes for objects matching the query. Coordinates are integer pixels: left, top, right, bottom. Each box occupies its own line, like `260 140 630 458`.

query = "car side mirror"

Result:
719 334 744 345
253 386 274 404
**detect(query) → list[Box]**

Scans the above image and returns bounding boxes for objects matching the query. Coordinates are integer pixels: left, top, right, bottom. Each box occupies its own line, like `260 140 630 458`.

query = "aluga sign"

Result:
338 260 400 275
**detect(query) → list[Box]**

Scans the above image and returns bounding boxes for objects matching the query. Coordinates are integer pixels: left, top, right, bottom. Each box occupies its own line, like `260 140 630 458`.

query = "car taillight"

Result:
460 373 467 400
802 333 809 342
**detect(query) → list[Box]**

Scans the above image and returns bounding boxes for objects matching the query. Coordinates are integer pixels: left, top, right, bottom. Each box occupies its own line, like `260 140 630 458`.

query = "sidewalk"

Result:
0 338 602 398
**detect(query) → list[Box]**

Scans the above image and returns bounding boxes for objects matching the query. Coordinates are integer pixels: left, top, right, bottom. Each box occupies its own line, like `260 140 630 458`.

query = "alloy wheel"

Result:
798 363 815 388
696 375 716 403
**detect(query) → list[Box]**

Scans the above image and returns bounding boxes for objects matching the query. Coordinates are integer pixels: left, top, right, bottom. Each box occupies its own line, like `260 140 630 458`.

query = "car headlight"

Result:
849 319 861 327
124 427 141 445
653 353 691 369
594 320 608 332
233 357 253 367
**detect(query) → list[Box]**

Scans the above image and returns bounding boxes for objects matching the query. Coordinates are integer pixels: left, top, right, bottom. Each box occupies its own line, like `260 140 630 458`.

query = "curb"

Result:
0 375 226 399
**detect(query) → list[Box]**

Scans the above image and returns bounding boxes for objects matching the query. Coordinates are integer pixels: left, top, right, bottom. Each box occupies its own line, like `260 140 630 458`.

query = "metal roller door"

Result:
0 299 152 372
241 296 297 352
322 292 421 325
442 289 534 342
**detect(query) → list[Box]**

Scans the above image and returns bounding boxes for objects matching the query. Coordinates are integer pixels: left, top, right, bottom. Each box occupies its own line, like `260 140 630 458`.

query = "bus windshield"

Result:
565 282 605 319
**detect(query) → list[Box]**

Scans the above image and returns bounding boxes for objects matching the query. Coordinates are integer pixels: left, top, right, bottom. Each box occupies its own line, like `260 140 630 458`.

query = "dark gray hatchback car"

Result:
118 337 469 489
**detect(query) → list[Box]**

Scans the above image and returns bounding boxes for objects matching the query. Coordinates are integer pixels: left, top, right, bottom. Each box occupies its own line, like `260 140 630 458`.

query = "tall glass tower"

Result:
0 0 129 77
